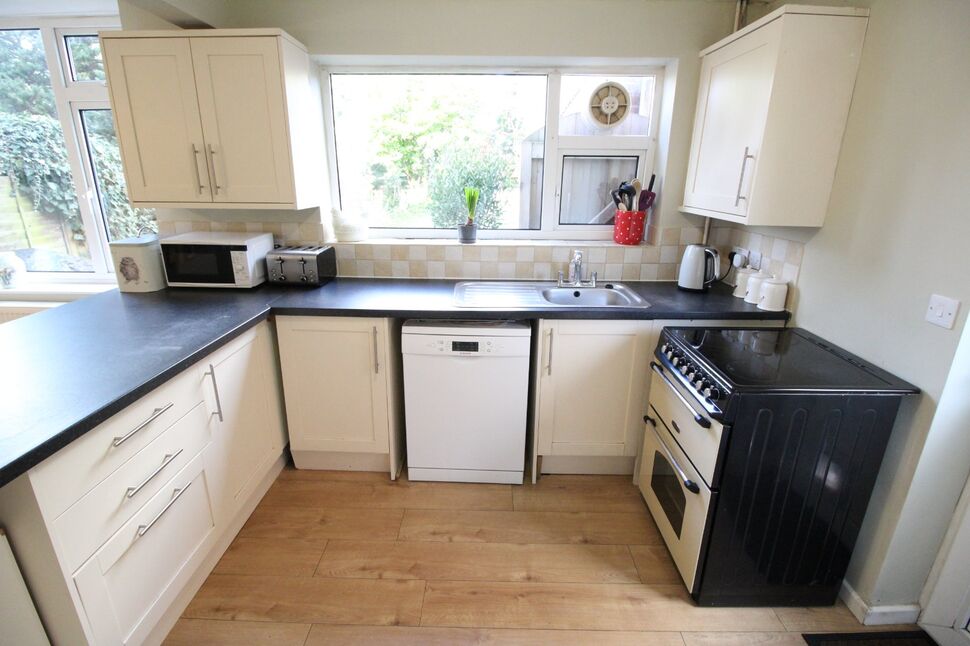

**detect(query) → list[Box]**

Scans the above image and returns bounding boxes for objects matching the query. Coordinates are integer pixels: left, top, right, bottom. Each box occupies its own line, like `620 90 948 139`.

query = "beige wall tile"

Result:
551 247 570 263
498 247 517 262
373 245 392 261
534 263 553 279
604 264 623 280
606 247 625 264
480 246 499 262
534 247 552 262
462 246 481 261
445 246 462 261
516 247 535 262
391 261 410 277
356 260 374 277
481 262 499 278
339 260 357 276
659 264 677 280
639 264 659 281
587 248 606 263
427 246 446 261
498 262 516 279
356 245 374 261
408 261 428 278
622 264 640 280
408 245 427 261
515 262 534 279
427 261 445 278
660 246 680 263
445 261 462 277
391 246 409 261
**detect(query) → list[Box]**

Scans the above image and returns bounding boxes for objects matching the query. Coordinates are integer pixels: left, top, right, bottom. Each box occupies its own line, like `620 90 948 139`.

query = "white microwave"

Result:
159 232 274 288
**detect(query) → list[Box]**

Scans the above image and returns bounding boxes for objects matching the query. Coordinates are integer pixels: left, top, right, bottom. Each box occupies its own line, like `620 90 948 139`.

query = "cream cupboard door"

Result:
536 320 653 457
276 317 391 454
683 20 780 216
190 37 295 204
203 324 282 516
102 37 211 203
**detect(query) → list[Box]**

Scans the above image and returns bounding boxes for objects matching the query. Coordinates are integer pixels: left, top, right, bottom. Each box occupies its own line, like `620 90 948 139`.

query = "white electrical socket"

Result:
749 251 763 270
732 247 749 268
926 294 960 329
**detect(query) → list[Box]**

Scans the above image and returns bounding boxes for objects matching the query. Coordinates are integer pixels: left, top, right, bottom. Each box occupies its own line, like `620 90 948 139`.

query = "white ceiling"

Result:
0 0 118 18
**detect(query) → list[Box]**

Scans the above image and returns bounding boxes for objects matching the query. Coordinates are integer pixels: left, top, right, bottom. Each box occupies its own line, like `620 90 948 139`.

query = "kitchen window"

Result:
0 19 154 282
325 69 662 240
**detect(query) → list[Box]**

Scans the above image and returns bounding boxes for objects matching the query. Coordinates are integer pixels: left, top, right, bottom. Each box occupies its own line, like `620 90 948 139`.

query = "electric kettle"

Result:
677 244 720 292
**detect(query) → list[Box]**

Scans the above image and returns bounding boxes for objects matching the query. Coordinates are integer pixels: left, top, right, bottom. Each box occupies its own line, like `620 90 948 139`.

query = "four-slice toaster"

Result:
266 245 337 285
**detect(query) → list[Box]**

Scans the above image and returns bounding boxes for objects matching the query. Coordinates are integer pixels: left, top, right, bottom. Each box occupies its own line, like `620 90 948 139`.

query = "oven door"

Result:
161 244 238 286
638 419 713 593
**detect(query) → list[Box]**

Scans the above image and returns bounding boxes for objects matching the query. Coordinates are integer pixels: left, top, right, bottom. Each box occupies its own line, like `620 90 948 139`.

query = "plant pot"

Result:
458 222 478 244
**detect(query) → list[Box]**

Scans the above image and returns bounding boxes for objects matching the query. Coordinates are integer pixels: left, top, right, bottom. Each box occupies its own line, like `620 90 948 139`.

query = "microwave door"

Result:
162 244 237 285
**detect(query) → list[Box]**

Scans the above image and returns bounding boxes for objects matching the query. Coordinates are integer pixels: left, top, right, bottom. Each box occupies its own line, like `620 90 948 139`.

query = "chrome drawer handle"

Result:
204 364 224 422
125 448 183 498
650 362 711 429
372 326 380 374
734 146 756 207
112 403 174 447
652 425 700 495
137 481 192 538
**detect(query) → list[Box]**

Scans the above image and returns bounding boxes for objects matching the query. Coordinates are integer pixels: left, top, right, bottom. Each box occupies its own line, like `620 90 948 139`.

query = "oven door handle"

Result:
650 362 711 429
652 425 701 495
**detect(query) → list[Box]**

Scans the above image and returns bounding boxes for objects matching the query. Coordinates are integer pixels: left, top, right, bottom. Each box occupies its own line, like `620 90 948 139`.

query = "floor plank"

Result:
774 604 918 633
164 618 310 645
420 581 784 632
213 537 326 577
261 473 512 511
629 544 683 585
184 574 425 626
316 540 640 583
513 475 647 513
240 505 404 541
305 624 686 645
399 508 660 545
682 632 807 646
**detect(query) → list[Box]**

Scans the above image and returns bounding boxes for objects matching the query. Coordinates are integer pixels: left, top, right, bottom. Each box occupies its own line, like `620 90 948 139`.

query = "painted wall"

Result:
733 0 970 611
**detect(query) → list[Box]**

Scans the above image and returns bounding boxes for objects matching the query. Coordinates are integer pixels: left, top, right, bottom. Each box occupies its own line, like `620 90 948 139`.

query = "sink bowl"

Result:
540 285 645 307
453 281 650 308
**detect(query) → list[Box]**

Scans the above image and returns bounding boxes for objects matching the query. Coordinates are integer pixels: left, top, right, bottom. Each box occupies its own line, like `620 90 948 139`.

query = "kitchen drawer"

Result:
30 365 205 518
73 451 215 645
647 368 724 486
53 403 211 572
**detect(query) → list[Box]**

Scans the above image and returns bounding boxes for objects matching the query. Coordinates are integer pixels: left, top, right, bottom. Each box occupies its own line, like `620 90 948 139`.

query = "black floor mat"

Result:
803 630 936 646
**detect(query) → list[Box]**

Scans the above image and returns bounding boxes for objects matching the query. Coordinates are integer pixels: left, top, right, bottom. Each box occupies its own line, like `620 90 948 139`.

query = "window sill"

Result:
0 282 115 303
335 238 652 248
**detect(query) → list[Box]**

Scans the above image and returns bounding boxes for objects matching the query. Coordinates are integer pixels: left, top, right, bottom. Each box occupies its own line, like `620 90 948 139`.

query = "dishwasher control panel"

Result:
404 335 529 357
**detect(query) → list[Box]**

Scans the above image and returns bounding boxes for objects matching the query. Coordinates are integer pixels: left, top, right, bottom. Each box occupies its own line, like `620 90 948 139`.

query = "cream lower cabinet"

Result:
535 320 656 473
275 316 404 477
0 321 285 646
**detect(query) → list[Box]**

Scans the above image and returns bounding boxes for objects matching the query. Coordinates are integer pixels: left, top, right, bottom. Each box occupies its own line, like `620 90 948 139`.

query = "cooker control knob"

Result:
680 362 690 375
703 386 712 397
709 388 721 400
671 355 681 366
660 343 669 354
693 377 704 389
686 368 696 380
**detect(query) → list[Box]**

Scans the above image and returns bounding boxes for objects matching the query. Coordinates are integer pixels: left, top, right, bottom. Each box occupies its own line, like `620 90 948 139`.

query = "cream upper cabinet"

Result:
681 6 868 227
535 320 655 460
275 316 404 476
101 29 324 210
101 37 210 203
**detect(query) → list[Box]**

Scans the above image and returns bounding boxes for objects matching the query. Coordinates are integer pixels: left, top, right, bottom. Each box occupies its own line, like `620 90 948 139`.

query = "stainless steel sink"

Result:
454 281 650 308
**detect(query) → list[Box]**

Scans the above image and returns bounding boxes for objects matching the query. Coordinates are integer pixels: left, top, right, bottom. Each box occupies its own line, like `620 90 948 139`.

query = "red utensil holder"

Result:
613 210 646 245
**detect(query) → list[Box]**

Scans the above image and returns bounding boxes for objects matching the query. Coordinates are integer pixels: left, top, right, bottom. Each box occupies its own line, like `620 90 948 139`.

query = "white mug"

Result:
758 278 789 312
733 267 757 298
744 272 773 304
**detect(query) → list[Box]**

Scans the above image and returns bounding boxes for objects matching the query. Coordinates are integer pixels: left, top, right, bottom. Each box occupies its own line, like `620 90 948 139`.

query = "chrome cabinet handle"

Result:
207 144 221 194
372 326 380 374
125 448 183 498
734 146 756 206
112 403 174 447
650 362 711 429
191 144 205 194
546 328 555 375
204 364 224 422
651 425 700 494
136 481 192 538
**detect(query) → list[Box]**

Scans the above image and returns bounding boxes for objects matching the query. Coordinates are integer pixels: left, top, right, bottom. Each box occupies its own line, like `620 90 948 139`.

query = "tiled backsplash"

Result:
156 217 806 286
708 222 805 286
157 218 705 281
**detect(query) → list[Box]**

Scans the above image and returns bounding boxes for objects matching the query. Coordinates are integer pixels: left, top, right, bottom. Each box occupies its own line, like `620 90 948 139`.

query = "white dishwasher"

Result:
402 320 531 484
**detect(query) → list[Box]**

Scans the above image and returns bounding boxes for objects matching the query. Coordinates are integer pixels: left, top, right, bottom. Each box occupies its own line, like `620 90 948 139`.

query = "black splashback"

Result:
694 392 902 606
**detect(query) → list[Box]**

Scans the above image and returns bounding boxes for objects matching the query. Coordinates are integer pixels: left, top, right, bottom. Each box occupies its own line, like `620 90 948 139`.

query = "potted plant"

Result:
458 186 480 243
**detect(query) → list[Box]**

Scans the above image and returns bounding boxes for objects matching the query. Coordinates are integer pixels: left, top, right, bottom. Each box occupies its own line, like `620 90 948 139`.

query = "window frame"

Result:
321 65 664 241
0 16 123 284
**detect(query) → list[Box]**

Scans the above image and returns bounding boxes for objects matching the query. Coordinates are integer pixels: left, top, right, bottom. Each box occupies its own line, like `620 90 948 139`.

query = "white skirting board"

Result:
540 455 636 475
840 579 921 626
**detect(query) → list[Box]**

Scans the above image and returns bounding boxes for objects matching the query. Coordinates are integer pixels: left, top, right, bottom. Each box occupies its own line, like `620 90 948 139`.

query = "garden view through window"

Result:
329 72 659 236
0 27 154 275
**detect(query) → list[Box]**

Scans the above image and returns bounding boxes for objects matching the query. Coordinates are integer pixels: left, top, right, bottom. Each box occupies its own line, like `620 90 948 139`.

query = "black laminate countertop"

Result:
0 278 787 487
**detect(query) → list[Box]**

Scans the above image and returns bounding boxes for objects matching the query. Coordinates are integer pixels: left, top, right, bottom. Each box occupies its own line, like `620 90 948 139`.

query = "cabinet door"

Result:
203 324 282 515
536 320 652 457
276 317 391 454
190 37 296 204
683 21 780 216
102 37 211 203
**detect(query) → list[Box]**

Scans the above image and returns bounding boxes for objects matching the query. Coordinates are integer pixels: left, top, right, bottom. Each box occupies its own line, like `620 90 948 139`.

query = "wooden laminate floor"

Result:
168 469 914 645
